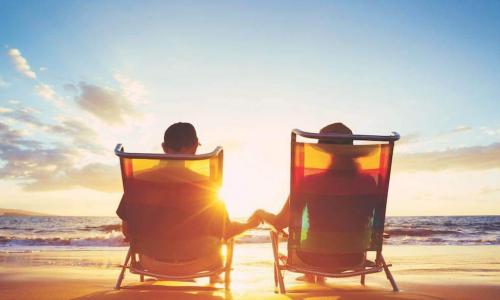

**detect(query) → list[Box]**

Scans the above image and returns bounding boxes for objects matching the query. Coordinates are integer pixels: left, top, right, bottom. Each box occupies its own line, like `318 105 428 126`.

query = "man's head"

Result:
318 122 353 145
162 122 199 154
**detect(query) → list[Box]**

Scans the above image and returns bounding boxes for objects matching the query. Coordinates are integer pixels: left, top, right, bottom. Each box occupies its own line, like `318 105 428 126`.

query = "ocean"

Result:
1 215 499 251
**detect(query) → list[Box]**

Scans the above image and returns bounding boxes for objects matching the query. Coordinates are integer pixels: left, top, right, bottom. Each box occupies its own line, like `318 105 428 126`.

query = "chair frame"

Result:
114 144 233 290
271 129 400 293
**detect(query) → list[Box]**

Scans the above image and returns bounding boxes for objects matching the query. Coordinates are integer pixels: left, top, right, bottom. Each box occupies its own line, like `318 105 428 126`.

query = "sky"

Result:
0 0 499 217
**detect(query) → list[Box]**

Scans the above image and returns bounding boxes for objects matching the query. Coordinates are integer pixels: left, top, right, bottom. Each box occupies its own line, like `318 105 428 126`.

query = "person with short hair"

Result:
117 122 261 250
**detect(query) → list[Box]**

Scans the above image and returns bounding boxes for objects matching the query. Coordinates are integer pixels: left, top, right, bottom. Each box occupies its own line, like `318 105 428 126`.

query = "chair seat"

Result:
285 260 383 278
131 252 224 277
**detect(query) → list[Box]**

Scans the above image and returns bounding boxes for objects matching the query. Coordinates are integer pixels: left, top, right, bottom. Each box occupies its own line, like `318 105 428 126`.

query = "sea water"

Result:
0 215 499 251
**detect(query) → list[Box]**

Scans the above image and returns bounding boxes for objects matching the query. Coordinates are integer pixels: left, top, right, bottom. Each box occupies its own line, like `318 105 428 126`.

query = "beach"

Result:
1 244 499 300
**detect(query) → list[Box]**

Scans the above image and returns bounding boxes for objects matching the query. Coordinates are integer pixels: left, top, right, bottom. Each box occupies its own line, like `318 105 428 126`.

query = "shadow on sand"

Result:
71 280 441 300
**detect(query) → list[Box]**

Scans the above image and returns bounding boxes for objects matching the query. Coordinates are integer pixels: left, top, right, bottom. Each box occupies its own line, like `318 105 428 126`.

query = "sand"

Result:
0 245 499 299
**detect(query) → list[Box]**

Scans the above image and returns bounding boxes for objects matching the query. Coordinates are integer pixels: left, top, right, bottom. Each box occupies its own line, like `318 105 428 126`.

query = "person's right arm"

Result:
116 195 130 241
255 196 290 230
121 220 130 242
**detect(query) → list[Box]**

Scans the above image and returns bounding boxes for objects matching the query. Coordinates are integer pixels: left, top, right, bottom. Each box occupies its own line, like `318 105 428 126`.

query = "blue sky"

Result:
0 1 499 216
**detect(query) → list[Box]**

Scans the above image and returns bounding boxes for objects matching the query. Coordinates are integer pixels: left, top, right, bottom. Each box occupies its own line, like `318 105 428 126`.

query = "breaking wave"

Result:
1 215 499 249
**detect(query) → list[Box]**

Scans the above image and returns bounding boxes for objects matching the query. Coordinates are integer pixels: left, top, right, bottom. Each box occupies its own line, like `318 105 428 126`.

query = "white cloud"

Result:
35 83 64 107
0 117 117 192
394 143 500 172
35 83 56 100
75 81 138 124
480 126 500 136
114 73 148 104
436 125 473 137
7 48 37 79
0 107 13 113
0 77 9 88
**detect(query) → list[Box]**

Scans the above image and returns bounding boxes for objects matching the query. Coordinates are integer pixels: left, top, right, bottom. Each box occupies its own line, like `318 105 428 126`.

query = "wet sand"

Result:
1 245 499 299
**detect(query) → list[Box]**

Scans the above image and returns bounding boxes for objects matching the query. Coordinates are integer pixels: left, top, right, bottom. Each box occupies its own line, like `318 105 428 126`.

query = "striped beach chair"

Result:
271 129 400 293
114 144 233 290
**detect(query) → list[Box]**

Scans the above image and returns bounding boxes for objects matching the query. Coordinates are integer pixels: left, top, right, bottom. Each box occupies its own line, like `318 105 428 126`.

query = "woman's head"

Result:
318 122 353 145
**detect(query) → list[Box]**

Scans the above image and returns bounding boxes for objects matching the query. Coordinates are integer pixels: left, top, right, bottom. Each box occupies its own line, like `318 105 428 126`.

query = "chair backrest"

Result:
288 130 399 263
115 144 225 261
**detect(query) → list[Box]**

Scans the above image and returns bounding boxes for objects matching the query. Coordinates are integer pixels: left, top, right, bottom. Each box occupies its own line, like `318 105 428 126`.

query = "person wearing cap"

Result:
117 122 261 242
254 122 376 283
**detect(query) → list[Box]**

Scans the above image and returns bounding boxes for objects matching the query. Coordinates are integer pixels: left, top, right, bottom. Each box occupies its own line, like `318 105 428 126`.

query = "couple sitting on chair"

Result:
117 121 370 284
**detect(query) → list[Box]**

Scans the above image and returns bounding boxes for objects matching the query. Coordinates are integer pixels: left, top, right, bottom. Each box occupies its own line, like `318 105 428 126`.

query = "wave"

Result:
1 233 499 247
0 232 127 247
235 234 271 244
2 215 499 248
385 228 461 237
83 224 121 232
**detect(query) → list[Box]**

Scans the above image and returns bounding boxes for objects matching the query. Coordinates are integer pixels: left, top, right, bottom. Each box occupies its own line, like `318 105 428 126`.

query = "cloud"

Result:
23 162 121 192
0 121 120 192
63 83 78 93
114 73 148 104
480 126 500 136
50 119 103 152
75 82 138 124
0 107 13 113
397 133 420 145
0 77 9 88
394 143 500 172
437 125 473 137
1 106 103 152
35 83 64 107
0 106 44 127
7 48 36 79
480 187 500 195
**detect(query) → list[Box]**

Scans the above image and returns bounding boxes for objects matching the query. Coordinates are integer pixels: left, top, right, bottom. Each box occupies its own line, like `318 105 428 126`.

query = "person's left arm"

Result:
223 211 262 239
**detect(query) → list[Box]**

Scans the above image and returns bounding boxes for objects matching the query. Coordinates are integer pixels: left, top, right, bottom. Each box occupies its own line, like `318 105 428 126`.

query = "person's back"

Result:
292 167 377 270
116 122 260 263
258 123 375 274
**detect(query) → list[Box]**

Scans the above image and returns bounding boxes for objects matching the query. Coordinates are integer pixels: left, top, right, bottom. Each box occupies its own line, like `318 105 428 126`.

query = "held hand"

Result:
247 211 263 228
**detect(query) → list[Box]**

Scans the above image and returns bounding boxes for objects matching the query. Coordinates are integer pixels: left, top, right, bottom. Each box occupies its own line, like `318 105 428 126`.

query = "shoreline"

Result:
1 245 499 299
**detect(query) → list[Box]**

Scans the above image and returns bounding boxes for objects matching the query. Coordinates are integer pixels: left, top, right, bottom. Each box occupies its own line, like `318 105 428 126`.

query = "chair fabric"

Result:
117 153 226 262
288 142 393 269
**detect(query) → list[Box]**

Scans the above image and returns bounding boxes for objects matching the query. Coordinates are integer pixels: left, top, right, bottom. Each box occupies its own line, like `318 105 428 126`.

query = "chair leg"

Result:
115 248 132 290
273 264 278 288
270 231 286 293
360 252 366 285
275 263 286 293
140 275 144 282
224 239 234 291
380 254 399 292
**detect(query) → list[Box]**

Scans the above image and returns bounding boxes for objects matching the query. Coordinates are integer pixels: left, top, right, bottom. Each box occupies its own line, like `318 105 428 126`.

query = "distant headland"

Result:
0 208 53 217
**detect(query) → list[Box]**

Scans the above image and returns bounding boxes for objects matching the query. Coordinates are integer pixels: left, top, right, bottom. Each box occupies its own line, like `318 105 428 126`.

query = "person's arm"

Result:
116 195 130 241
223 211 262 239
255 196 290 230
121 220 130 242
224 222 252 239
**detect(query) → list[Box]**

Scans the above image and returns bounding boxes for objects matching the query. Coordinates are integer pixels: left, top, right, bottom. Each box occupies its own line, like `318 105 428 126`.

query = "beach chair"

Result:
114 144 233 290
271 129 400 293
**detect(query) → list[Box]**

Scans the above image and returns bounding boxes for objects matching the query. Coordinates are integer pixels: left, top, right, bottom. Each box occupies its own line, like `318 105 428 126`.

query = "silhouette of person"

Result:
116 122 260 278
256 122 377 283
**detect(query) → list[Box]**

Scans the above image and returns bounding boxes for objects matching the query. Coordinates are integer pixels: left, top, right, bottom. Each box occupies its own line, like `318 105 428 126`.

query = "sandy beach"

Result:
1 244 499 300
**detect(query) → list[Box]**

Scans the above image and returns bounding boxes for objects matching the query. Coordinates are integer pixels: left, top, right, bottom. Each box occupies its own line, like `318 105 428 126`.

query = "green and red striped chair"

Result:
271 129 400 293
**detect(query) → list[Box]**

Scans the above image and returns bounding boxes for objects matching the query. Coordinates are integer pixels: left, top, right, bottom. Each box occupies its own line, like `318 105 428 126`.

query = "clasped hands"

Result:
245 209 272 229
